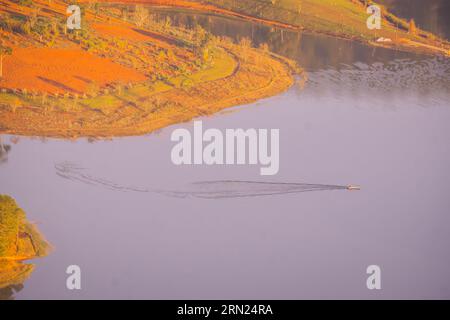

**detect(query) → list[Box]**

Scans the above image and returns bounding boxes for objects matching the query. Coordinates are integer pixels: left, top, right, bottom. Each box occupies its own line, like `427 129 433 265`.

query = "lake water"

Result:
378 0 450 40
0 3 449 299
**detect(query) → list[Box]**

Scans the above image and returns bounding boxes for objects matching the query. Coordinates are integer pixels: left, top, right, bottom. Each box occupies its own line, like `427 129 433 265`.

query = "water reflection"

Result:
378 0 450 40
150 6 450 106
0 4 449 300
0 195 52 300
304 57 450 105
149 7 426 71
0 136 11 164
0 261 33 300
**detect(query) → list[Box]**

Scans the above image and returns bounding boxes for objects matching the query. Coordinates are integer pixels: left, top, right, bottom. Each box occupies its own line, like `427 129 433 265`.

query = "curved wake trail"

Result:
157 180 348 199
55 161 355 199
55 162 148 193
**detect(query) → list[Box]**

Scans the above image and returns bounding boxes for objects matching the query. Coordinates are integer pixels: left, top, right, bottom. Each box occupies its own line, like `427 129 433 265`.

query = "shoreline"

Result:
0 0 298 139
1 0 447 139
0 43 296 139
98 0 450 57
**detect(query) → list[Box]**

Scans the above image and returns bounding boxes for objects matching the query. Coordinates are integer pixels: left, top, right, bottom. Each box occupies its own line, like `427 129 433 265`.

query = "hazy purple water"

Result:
1 5 450 299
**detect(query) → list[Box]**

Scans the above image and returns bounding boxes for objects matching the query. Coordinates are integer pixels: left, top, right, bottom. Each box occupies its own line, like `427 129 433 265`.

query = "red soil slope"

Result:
2 47 147 94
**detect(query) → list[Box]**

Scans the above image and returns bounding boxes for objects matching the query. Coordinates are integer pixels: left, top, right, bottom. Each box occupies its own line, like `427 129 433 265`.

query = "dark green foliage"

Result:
0 195 51 258
15 0 33 7
0 195 25 257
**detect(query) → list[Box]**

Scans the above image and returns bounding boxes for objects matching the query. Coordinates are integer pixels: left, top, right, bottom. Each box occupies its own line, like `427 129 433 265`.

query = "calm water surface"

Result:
378 0 450 40
0 3 450 299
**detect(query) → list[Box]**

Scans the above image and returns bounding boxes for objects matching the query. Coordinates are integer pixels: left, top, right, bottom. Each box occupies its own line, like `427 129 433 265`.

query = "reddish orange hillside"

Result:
2 47 147 94
91 22 181 48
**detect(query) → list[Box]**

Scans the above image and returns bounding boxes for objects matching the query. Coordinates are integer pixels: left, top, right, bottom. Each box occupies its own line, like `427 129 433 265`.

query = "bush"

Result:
0 17 12 31
133 5 150 27
259 42 269 52
180 77 194 89
0 195 24 257
17 0 33 7
20 22 32 35
409 19 417 35
239 37 252 48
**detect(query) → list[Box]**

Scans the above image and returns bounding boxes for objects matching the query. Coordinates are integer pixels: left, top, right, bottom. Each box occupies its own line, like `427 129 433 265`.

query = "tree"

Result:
134 5 149 28
202 47 209 63
297 1 302 14
164 17 172 29
239 37 252 48
121 7 128 21
193 24 207 46
0 44 12 78
409 19 417 35
18 0 33 6
93 3 100 19
29 7 40 29
259 42 269 52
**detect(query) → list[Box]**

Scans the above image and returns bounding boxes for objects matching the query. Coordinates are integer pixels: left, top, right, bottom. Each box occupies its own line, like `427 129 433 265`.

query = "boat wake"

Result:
55 161 358 199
